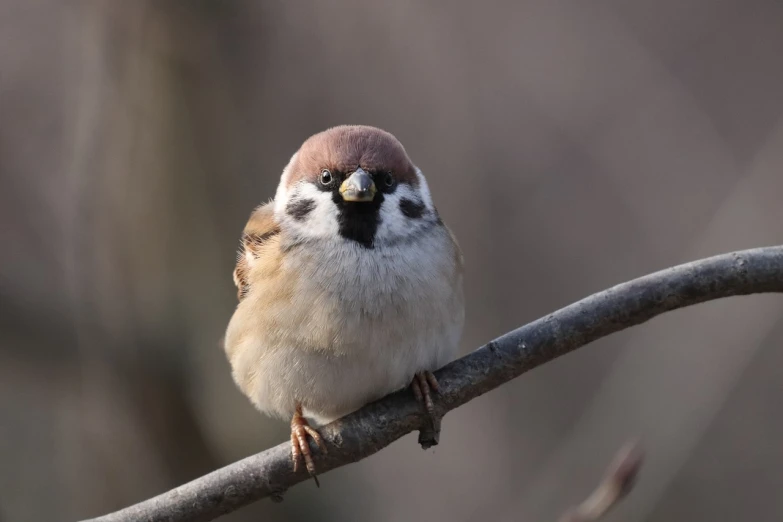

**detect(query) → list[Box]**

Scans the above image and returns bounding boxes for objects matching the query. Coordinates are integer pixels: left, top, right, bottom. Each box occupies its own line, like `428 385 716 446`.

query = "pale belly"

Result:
228 285 462 424
224 234 464 424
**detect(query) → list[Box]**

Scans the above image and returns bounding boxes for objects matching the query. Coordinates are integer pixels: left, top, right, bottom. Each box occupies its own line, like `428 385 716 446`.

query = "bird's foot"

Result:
411 371 442 448
290 404 327 486
411 371 440 417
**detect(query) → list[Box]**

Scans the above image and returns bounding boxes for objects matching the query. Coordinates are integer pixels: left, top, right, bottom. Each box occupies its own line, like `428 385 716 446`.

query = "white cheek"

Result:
375 183 433 245
273 152 298 217
279 182 340 239
414 167 435 209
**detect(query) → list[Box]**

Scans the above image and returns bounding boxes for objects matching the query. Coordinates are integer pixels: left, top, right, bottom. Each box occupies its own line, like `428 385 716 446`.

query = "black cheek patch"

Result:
286 198 316 221
399 198 426 219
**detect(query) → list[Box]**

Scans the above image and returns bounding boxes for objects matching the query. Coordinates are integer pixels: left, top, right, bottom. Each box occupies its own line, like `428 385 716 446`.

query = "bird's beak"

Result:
339 168 376 202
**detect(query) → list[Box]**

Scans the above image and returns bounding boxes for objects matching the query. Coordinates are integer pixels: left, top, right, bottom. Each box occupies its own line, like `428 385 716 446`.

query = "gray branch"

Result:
81 246 783 522
558 440 644 522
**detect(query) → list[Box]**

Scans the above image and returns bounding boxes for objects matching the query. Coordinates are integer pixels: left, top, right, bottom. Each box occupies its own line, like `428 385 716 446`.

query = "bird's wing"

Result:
233 201 280 301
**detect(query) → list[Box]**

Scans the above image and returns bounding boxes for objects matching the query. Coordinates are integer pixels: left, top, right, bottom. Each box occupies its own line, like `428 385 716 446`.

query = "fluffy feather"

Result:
224 125 464 426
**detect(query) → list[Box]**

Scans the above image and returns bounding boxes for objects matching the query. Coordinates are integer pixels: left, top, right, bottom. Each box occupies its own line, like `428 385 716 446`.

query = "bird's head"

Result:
274 125 439 248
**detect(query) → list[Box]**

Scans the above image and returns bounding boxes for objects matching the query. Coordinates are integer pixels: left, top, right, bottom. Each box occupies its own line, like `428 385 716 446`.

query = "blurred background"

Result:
2 0 783 520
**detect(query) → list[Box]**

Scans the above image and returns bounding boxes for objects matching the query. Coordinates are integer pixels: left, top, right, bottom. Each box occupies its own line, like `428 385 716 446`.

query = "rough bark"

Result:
81 245 783 522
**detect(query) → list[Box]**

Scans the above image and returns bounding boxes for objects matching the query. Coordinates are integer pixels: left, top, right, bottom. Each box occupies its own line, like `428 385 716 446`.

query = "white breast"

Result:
225 224 464 425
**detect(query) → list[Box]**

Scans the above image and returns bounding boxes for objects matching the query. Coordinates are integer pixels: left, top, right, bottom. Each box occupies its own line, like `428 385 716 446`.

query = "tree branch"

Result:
81 245 783 522
558 441 644 522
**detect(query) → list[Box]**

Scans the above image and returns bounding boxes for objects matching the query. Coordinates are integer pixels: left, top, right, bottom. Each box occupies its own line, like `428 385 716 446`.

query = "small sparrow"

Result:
223 125 464 482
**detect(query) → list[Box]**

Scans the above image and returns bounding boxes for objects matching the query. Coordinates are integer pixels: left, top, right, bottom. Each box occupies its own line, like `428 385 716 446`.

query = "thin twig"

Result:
558 441 644 522
81 245 783 522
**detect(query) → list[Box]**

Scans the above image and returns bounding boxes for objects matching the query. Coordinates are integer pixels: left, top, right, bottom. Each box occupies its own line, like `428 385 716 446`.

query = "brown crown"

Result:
286 125 418 187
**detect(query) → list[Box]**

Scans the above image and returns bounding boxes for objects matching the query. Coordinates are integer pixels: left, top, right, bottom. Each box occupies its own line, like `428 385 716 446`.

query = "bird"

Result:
223 125 464 483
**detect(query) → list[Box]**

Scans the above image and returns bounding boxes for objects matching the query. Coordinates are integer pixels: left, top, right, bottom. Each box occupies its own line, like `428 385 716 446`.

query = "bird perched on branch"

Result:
223 125 464 483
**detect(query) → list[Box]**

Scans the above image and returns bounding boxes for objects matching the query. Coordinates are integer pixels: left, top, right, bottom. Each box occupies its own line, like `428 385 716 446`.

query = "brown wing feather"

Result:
233 201 280 301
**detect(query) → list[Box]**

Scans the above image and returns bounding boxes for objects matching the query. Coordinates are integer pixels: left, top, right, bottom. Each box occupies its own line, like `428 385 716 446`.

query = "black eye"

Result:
320 169 333 185
383 172 394 187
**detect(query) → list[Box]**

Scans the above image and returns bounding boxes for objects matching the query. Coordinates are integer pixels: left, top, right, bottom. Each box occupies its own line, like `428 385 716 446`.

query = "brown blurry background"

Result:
2 1 783 521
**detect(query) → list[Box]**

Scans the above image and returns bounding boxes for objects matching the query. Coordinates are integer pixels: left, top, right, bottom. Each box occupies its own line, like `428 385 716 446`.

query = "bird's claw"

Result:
411 371 440 418
290 405 326 487
412 371 442 448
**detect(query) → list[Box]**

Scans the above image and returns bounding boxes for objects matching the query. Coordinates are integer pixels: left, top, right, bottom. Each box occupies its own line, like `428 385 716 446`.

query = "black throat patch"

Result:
332 191 384 248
